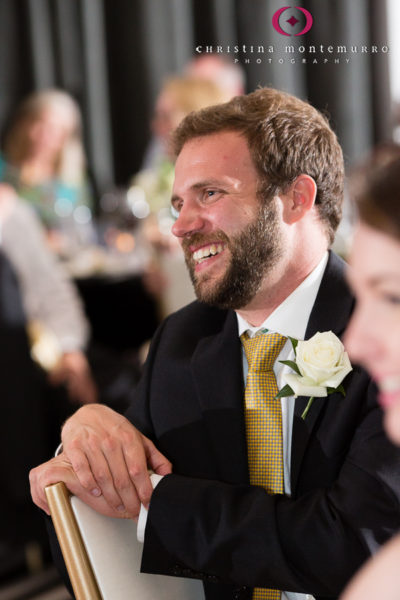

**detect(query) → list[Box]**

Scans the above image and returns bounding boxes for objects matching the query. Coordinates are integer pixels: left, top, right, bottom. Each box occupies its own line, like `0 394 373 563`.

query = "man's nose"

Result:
171 200 205 238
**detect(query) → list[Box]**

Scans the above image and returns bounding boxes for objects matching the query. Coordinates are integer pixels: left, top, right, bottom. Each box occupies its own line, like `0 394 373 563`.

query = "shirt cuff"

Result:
137 473 164 543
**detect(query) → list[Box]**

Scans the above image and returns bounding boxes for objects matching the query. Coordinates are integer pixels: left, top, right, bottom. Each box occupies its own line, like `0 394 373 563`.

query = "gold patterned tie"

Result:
241 331 287 600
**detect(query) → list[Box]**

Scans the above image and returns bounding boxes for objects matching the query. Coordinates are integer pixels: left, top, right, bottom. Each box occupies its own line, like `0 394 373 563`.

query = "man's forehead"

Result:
172 136 257 197
175 132 252 172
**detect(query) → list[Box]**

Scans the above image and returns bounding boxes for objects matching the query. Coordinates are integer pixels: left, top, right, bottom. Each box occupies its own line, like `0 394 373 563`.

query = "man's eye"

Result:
203 189 221 202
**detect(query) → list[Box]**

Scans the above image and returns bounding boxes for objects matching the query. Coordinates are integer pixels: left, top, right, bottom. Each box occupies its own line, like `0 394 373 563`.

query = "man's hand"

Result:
30 453 133 519
61 404 172 517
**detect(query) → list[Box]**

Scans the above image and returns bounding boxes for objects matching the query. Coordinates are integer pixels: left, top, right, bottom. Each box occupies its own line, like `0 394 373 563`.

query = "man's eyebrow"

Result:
191 178 224 189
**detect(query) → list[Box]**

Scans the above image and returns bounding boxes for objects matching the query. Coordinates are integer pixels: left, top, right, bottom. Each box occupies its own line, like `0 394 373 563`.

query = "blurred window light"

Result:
55 197 74 217
73 205 92 224
127 186 151 219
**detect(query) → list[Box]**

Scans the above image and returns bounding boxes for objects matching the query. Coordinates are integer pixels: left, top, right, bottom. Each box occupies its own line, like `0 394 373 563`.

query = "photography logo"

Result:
272 6 313 36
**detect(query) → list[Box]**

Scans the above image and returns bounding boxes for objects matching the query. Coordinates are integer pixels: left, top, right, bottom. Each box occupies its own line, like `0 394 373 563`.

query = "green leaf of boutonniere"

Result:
327 384 346 397
279 359 301 376
275 384 294 399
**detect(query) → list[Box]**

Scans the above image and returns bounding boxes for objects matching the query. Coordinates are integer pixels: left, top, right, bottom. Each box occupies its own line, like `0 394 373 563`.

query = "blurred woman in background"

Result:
0 89 94 256
0 182 96 579
0 182 97 405
341 143 400 600
132 76 229 316
141 74 231 173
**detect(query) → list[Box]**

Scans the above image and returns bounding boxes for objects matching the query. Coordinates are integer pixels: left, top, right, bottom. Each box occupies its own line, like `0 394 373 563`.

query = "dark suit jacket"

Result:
124 252 400 600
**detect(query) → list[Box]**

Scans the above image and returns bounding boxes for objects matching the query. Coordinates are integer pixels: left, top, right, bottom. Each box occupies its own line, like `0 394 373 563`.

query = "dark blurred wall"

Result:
0 0 392 201
104 1 151 186
0 1 33 135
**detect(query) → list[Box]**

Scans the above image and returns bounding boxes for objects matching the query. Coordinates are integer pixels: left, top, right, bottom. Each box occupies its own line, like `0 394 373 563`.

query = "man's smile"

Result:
192 242 226 267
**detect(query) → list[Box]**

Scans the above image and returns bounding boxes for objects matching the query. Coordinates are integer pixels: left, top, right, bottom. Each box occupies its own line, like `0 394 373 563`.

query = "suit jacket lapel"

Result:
191 310 250 485
189 253 354 493
291 252 355 492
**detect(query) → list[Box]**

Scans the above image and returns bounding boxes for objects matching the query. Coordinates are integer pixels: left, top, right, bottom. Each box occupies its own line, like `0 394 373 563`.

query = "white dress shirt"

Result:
139 253 329 600
236 252 328 600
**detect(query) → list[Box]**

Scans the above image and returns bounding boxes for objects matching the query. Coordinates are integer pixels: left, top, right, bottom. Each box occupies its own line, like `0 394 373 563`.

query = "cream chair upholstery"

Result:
45 482 204 600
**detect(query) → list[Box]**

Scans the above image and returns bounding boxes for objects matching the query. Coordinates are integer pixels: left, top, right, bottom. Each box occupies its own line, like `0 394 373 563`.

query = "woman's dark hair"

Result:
350 143 400 240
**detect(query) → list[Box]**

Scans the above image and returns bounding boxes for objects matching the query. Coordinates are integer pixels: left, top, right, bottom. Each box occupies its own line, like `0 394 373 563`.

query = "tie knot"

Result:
240 331 287 372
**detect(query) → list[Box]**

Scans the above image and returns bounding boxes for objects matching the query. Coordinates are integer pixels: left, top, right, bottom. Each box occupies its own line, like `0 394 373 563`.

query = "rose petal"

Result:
294 332 352 386
296 363 343 384
284 373 328 398
319 353 353 387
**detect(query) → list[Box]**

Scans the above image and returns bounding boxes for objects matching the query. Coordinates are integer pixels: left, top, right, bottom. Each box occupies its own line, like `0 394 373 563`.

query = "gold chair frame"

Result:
45 482 102 600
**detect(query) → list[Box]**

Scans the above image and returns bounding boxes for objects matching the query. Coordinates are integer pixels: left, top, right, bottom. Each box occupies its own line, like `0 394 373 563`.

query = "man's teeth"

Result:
193 244 224 263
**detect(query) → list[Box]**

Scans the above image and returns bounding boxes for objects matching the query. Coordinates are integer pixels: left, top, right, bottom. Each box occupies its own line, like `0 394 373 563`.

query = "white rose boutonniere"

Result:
276 331 353 420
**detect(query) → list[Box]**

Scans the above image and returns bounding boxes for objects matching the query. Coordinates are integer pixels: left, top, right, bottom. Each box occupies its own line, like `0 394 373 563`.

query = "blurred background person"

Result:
0 90 162 398
0 182 96 582
131 75 230 316
142 55 245 170
140 74 232 171
0 89 95 257
340 143 400 600
184 53 246 96
0 182 97 406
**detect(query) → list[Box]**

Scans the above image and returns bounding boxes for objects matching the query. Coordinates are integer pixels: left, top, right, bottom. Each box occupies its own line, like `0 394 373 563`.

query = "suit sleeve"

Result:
136 370 400 598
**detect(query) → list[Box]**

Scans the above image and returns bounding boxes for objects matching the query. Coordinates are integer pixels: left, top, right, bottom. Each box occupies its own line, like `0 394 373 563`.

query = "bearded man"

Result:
30 88 400 600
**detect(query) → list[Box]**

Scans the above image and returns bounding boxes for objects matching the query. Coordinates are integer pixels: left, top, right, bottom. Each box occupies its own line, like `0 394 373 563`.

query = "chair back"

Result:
45 482 204 599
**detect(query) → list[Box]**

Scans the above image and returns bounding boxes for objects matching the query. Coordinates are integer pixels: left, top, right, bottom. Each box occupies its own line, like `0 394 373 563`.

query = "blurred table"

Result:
75 273 160 353
61 238 160 352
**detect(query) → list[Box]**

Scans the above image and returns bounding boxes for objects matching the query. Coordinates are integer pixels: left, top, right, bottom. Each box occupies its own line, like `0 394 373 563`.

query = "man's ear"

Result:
281 174 317 224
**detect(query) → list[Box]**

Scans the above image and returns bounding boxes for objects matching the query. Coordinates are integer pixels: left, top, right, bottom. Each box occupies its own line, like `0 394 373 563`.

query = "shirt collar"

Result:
236 252 329 340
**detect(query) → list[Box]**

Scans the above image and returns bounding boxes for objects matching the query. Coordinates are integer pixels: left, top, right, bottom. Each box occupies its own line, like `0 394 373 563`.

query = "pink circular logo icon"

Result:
272 6 313 36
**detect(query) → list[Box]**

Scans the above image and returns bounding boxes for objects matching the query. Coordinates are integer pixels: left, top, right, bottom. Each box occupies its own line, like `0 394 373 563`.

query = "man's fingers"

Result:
68 443 130 514
29 454 80 515
29 455 135 521
122 438 153 509
88 451 126 512
61 406 170 516
98 438 142 517
29 466 51 515
126 434 173 508
67 431 144 517
142 434 173 476
64 445 102 496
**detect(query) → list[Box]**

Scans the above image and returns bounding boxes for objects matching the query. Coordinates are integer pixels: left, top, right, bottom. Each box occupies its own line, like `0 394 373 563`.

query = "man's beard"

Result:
182 199 283 310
